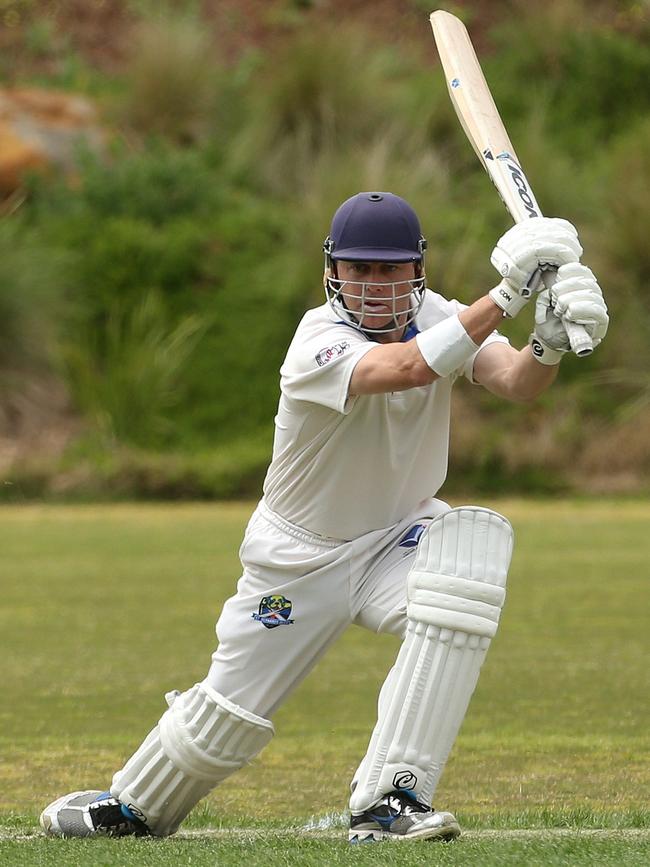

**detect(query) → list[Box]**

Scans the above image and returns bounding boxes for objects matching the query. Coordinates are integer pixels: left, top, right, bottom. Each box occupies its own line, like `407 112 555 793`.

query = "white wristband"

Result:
528 334 565 366
415 314 478 377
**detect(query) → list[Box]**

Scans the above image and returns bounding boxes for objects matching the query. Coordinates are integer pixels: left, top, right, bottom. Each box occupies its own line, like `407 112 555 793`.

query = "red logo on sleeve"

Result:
315 341 350 367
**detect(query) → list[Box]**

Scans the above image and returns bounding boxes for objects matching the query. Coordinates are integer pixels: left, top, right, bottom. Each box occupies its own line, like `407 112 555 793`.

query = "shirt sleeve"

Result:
280 321 376 414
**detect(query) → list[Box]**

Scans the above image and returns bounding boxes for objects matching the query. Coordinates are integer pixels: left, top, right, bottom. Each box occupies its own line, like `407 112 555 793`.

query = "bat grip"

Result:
564 320 594 357
525 268 594 357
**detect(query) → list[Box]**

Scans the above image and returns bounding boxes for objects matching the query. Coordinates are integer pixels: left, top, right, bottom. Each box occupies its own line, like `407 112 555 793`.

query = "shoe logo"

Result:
393 770 418 790
126 803 147 822
398 524 425 548
252 594 295 629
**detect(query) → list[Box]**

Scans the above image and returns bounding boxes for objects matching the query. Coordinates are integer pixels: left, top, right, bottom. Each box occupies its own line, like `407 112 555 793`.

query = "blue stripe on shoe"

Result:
91 791 140 825
369 812 395 828
120 803 140 822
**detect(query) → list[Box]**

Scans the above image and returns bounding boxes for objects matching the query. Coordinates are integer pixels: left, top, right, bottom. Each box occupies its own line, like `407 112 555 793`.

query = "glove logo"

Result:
498 286 512 302
530 338 544 358
393 770 418 790
252 595 295 629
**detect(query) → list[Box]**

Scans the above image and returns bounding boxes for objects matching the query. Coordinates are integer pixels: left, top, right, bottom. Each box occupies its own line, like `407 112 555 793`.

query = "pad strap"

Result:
159 683 273 779
408 573 506 636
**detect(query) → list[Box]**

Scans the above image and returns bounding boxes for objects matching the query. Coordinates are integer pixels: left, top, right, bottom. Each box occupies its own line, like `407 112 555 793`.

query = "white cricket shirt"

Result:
262 291 508 540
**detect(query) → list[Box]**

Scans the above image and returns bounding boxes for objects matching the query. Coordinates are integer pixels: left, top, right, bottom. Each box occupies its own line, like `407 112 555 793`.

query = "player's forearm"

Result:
351 296 505 396
485 345 560 402
458 295 506 344
349 340 438 395
513 346 560 399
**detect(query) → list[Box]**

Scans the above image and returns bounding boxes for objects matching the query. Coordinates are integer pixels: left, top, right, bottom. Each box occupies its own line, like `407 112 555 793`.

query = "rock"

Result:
0 87 104 195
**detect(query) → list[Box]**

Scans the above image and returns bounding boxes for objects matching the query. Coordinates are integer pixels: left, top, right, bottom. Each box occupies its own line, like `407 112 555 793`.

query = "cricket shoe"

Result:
349 789 461 843
40 790 149 837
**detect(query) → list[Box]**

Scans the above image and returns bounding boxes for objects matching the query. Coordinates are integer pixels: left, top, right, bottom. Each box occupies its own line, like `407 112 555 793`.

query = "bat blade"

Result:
430 11 514 156
429 9 593 356
430 10 541 222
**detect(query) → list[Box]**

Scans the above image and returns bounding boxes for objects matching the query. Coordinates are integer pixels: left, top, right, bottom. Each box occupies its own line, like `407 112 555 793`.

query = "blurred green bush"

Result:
2 2 649 498
19 146 305 452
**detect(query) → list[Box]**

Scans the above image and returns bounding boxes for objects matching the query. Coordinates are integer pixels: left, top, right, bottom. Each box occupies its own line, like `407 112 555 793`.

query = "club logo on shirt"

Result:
398 523 426 548
252 594 295 629
315 340 350 367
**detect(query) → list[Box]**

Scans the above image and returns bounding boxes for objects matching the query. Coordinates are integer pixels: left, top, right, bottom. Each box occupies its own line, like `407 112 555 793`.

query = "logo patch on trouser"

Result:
252 595 295 629
398 524 426 548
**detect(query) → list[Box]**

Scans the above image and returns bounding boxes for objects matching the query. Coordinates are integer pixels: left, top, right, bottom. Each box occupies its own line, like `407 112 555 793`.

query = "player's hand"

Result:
489 217 583 318
531 263 609 363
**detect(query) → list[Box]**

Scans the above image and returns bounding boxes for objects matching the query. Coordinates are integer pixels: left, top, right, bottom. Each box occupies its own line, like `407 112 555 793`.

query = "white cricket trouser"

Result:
205 497 450 718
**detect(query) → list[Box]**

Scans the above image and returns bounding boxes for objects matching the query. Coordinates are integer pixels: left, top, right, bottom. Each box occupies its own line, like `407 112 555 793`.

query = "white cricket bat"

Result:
429 9 593 356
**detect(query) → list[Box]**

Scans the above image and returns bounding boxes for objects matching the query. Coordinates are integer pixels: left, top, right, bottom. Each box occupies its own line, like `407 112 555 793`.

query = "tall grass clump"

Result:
581 117 650 416
62 291 206 447
230 24 423 192
23 146 306 453
0 219 67 374
228 22 480 311
595 118 650 305
120 8 222 145
488 0 650 157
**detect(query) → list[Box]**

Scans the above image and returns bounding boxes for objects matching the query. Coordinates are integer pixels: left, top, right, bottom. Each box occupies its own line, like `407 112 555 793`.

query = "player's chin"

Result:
360 308 394 329
364 310 409 332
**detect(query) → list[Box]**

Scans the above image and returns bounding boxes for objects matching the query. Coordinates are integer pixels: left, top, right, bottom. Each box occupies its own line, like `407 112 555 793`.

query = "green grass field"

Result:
1 500 649 866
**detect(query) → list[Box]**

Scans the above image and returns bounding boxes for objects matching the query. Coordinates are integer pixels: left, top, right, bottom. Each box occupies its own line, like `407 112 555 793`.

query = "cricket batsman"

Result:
40 192 608 842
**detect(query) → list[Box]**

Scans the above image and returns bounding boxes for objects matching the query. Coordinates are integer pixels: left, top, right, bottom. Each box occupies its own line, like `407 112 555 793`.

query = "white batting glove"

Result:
531 263 609 364
489 217 583 318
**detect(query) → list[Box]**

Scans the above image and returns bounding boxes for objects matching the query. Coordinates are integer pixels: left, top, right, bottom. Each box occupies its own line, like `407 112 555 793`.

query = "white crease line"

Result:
2 827 650 842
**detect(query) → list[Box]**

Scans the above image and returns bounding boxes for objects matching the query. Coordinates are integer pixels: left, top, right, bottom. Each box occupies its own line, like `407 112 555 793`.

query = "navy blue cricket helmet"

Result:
323 192 427 263
323 192 427 334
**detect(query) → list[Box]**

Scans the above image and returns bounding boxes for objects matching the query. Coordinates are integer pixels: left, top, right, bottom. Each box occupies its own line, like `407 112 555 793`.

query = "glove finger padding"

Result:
534 290 572 351
491 217 583 290
532 290 603 361
550 263 609 339
554 261 597 281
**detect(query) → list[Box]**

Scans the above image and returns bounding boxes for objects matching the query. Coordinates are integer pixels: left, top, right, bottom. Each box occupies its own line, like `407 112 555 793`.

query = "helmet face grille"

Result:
325 276 426 334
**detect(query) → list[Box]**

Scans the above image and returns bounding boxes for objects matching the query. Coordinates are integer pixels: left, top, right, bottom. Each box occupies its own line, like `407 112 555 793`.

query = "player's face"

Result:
336 260 418 340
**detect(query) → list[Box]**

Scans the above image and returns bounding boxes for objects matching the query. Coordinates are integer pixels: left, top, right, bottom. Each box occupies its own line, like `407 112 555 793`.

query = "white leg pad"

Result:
110 682 274 836
350 507 513 814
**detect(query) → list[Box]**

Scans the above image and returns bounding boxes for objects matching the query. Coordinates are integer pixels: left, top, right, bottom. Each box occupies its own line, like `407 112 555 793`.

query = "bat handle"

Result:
525 268 594 357
564 320 594 357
